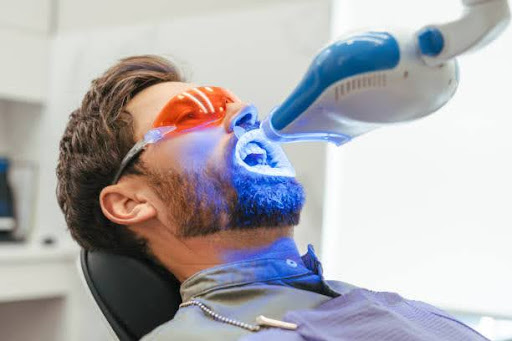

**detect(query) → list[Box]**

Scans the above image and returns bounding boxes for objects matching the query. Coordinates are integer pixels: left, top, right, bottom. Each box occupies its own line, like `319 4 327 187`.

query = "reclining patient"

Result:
56 55 487 341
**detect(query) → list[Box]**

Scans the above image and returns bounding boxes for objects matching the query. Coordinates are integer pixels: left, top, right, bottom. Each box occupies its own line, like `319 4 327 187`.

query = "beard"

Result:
145 137 305 238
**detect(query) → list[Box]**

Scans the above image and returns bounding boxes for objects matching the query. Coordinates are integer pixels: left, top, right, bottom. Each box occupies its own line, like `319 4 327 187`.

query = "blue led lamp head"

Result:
260 30 458 145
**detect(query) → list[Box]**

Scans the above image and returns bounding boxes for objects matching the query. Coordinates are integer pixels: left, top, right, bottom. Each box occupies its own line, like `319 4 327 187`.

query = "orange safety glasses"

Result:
112 86 238 183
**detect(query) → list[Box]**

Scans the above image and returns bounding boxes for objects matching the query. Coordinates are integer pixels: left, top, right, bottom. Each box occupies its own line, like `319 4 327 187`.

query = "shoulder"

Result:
308 284 489 340
245 285 489 341
324 278 359 294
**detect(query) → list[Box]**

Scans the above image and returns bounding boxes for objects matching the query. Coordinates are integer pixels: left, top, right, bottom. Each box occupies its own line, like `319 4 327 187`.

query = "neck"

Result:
148 226 295 282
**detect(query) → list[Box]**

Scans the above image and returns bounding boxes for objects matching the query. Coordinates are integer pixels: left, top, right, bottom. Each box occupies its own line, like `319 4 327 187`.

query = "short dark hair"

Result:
56 55 184 259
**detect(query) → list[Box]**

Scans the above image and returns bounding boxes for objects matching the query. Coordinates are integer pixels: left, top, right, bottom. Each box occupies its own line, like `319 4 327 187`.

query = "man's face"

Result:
126 82 305 237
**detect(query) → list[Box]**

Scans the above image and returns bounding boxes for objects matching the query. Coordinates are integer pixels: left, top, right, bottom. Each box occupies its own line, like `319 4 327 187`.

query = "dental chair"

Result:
79 249 182 341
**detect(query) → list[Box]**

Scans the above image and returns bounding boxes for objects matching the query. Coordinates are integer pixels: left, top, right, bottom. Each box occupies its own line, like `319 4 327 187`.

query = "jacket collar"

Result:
180 238 323 302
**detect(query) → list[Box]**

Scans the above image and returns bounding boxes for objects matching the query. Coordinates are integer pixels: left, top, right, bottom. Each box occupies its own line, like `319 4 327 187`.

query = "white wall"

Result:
0 101 7 154
0 0 50 102
57 0 309 32
0 0 52 33
0 101 43 162
324 0 512 318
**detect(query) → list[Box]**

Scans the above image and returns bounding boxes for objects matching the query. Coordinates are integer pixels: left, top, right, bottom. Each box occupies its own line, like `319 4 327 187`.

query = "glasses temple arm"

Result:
111 140 148 184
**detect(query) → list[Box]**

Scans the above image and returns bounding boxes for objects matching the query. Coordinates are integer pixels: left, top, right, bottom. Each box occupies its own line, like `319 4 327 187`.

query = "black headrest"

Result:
80 249 182 341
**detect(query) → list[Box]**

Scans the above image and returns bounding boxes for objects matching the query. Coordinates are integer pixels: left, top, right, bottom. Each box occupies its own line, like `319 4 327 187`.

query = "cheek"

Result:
152 127 230 171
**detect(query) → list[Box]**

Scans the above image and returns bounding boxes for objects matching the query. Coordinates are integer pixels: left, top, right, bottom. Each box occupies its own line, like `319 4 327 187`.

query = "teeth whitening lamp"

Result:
261 0 510 145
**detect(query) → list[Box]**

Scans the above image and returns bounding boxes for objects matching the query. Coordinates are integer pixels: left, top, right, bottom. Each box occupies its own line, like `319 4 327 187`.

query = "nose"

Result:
223 102 258 133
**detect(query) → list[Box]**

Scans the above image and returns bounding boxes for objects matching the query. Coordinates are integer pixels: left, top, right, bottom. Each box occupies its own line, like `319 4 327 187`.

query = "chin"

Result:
227 151 305 229
199 128 305 230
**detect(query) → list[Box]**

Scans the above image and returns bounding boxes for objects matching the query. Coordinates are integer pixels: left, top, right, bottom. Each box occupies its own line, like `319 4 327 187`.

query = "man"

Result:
57 55 488 340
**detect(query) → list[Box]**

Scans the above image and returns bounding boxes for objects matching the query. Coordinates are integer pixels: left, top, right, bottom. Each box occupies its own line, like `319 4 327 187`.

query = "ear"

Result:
100 184 157 226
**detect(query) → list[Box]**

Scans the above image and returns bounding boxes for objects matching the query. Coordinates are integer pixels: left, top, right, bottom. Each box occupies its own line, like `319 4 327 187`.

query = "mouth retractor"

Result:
234 127 295 177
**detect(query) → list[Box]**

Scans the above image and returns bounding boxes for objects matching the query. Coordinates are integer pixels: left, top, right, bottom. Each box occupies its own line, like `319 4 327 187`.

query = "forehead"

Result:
126 81 197 140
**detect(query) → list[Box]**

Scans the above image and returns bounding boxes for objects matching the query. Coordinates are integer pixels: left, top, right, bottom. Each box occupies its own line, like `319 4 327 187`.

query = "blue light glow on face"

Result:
229 164 304 226
222 237 303 263
145 122 305 238
226 127 305 230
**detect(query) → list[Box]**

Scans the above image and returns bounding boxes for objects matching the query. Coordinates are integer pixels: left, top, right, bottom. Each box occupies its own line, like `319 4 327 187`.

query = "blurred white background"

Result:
324 0 512 340
0 0 510 340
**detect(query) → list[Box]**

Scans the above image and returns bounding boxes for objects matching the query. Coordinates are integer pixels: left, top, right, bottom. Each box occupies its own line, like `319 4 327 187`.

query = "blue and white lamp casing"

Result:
261 30 459 146
261 0 510 146
419 0 511 67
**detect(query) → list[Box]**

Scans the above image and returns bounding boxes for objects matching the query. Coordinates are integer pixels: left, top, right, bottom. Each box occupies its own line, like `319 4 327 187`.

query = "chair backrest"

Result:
79 249 182 341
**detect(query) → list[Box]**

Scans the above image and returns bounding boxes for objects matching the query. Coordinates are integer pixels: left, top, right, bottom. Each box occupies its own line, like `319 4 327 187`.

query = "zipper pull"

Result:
255 315 298 330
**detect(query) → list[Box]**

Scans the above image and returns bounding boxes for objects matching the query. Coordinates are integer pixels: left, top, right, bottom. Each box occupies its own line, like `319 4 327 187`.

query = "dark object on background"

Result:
42 235 57 246
0 157 16 241
80 249 182 341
